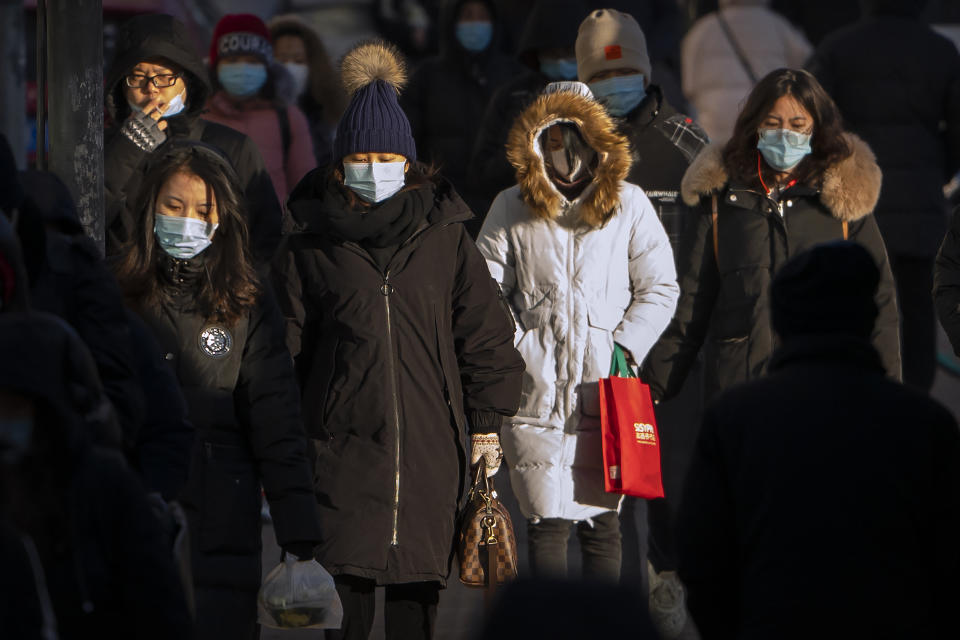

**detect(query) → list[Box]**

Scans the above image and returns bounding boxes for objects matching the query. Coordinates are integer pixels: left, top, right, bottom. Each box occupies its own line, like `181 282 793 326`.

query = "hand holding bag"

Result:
599 344 665 498
257 554 344 629
458 463 518 601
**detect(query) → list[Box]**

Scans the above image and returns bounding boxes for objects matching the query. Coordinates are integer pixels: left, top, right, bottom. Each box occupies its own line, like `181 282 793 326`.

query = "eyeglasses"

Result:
125 73 181 89
758 128 813 146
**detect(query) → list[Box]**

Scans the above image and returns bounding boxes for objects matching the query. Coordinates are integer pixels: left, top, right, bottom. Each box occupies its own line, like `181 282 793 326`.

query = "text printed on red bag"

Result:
634 422 657 446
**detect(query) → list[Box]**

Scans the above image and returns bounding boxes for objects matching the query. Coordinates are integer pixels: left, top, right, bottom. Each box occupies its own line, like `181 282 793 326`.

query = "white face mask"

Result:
343 161 406 203
550 148 588 181
283 62 310 98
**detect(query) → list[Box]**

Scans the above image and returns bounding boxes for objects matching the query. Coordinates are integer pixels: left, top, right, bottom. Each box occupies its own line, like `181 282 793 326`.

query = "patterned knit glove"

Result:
120 109 167 152
470 433 502 477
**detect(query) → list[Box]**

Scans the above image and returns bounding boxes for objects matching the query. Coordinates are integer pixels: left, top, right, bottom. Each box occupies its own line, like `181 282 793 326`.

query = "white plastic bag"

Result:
257 554 344 629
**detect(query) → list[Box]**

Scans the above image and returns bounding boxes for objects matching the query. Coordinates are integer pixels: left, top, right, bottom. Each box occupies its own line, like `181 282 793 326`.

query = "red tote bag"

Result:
599 345 665 498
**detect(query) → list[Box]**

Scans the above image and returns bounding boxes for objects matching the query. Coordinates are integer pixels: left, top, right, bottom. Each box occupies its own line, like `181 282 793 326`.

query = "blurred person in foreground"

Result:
104 13 282 262
677 241 960 638
0 312 192 639
808 0 960 392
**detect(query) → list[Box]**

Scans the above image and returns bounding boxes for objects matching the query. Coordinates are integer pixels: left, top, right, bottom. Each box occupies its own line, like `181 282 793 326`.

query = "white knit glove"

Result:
470 433 502 477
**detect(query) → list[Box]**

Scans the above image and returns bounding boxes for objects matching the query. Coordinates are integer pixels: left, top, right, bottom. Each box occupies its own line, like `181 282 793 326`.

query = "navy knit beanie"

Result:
334 41 416 162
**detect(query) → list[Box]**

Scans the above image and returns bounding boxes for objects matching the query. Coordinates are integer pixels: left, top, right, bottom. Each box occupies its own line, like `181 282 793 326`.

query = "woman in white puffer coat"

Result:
476 82 679 580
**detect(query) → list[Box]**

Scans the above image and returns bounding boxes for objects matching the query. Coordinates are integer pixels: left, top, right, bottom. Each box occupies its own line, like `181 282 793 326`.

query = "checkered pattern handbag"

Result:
458 465 517 595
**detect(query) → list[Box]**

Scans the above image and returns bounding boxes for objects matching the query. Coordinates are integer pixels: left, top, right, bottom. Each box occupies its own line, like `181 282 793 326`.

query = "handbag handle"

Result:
609 344 637 378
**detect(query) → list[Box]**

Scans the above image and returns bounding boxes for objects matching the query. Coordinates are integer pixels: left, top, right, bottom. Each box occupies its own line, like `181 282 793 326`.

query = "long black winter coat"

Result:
129 257 320 593
103 14 282 262
808 14 960 258
677 334 960 639
642 136 901 401
402 0 520 228
0 312 192 640
274 173 523 585
934 204 960 355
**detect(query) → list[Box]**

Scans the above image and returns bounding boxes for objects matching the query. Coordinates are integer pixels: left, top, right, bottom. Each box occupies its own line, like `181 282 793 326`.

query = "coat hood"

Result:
506 88 631 227
517 0 589 70
105 14 211 122
680 133 882 222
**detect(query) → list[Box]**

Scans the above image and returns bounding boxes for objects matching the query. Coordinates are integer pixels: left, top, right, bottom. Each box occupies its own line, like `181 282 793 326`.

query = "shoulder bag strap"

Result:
842 220 849 240
715 10 759 84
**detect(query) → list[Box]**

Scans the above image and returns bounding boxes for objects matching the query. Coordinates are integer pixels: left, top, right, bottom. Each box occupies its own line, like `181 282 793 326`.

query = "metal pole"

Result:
35 0 47 171
46 0 104 252
0 0 26 169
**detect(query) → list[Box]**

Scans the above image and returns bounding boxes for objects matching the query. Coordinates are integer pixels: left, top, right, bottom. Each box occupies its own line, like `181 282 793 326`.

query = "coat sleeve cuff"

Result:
468 410 503 435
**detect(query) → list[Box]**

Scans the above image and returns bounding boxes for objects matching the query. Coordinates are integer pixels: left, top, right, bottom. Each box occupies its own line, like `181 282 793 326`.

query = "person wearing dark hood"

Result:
203 13 316 202
104 13 282 263
110 141 321 639
269 13 349 168
468 0 590 217
0 311 192 640
676 242 960 639
401 0 519 231
272 41 524 640
574 10 708 635
807 0 960 392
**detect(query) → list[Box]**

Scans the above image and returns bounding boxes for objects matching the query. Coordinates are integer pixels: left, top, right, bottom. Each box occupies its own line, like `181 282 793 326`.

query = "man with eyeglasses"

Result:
104 14 282 263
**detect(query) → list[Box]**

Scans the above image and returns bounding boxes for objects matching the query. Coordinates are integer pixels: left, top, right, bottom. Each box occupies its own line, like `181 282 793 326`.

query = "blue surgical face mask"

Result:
456 21 493 52
154 213 218 259
343 161 407 204
540 57 579 80
757 128 812 172
0 417 33 465
283 62 310 98
217 62 268 98
589 74 647 117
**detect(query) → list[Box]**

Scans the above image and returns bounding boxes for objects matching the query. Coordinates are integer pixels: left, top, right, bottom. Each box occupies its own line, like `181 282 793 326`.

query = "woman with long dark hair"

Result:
112 141 321 639
642 68 901 401
273 41 524 640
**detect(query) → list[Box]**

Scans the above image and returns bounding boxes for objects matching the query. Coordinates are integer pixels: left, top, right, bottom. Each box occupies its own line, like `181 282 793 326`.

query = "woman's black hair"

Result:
111 141 260 325
722 68 852 188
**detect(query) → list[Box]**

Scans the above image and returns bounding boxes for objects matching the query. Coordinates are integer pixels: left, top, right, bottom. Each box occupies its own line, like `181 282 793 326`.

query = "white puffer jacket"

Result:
477 88 679 521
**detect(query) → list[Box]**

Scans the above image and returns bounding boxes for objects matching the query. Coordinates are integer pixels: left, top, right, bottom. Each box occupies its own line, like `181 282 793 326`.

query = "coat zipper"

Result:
381 270 402 547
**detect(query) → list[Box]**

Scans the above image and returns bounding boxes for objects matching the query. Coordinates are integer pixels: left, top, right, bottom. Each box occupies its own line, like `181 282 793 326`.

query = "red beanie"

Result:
209 14 273 68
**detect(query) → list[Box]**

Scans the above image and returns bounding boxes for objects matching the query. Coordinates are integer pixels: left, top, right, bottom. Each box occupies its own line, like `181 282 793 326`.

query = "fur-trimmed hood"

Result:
680 133 883 222
506 89 631 227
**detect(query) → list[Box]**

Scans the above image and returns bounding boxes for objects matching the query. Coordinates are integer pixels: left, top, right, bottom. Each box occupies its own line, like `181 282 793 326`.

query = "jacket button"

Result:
164 353 174 361
380 283 394 296
729 194 737 202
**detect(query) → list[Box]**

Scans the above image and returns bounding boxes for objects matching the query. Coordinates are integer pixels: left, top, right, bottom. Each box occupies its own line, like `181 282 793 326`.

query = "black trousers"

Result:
890 253 936 391
527 510 622 580
325 576 440 640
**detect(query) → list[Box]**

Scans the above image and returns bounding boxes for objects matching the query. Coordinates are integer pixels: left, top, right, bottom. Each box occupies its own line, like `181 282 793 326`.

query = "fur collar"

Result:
506 90 631 227
680 133 882 222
